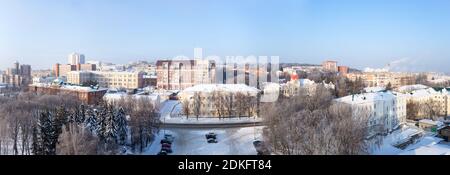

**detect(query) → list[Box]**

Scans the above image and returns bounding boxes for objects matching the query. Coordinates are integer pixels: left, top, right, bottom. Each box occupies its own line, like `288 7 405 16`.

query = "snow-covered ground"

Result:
144 126 264 155
159 100 262 125
371 125 450 155
399 137 450 155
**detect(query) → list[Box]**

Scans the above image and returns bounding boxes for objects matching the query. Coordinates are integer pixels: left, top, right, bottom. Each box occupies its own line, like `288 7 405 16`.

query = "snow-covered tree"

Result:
38 111 58 155
115 108 128 145
31 124 43 155
85 108 98 133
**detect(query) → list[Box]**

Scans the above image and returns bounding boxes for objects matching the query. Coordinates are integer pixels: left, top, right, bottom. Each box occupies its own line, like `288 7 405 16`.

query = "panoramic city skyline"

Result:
1 0 450 73
2 0 450 158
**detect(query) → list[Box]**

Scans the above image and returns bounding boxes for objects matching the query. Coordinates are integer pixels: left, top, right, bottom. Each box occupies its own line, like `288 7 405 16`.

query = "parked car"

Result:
164 134 175 143
253 140 269 155
160 138 172 144
205 132 217 139
157 150 167 155
161 146 173 153
207 137 218 143
162 143 172 148
253 140 262 147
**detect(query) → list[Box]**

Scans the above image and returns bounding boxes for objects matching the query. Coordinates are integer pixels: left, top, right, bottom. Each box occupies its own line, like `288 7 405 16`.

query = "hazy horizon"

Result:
1 0 450 73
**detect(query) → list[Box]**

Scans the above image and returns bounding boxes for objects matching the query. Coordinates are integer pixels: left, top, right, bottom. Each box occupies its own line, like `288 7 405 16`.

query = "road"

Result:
161 121 264 129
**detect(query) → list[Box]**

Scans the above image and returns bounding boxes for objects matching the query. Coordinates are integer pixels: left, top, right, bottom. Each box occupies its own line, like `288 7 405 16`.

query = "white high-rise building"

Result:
68 53 85 65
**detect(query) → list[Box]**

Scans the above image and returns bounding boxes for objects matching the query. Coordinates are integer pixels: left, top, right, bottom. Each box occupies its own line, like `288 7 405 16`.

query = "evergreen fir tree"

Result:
39 111 58 155
77 104 86 124
115 107 128 145
85 108 98 133
54 106 68 135
104 105 117 143
31 124 43 155
96 104 108 142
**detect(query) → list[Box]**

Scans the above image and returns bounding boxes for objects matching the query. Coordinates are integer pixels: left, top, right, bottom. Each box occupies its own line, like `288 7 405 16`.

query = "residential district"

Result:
1 53 450 155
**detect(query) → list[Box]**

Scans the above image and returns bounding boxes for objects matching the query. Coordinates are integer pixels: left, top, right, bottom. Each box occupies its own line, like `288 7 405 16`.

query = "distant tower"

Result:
68 53 85 65
14 61 20 75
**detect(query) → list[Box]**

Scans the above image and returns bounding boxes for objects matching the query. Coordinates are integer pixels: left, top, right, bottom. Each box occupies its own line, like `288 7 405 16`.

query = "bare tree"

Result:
407 101 420 120
234 92 246 118
181 99 191 119
212 91 221 118
422 99 442 120
56 123 99 155
245 92 256 118
224 92 234 118
212 91 226 119
192 92 202 120
128 97 160 153
262 87 370 155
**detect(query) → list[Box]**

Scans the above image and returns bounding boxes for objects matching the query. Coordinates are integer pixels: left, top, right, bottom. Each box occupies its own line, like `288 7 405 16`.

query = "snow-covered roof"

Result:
299 79 315 86
419 119 444 126
103 92 160 102
182 84 260 94
31 83 107 92
405 88 445 98
399 137 450 155
364 67 389 72
364 87 386 93
397 84 429 93
336 91 396 105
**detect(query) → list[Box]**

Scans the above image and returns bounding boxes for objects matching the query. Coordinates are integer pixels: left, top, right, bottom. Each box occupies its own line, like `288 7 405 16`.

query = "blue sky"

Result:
1 0 450 72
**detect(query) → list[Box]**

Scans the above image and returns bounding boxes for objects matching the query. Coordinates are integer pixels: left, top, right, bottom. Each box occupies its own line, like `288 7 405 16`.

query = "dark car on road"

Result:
207 137 218 143
157 150 167 155
161 138 172 144
161 146 173 153
205 132 217 139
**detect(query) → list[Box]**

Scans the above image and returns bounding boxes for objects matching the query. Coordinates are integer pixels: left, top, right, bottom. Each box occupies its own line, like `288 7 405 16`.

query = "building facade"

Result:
53 63 96 77
66 71 144 89
68 53 85 65
336 91 407 137
0 61 32 87
29 83 107 104
156 59 216 90
338 66 349 76
347 72 415 88
281 77 335 97
322 60 338 72
402 86 450 118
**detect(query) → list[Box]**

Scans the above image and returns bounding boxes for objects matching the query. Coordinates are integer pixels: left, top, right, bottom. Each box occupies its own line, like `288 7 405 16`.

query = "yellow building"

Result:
67 71 144 89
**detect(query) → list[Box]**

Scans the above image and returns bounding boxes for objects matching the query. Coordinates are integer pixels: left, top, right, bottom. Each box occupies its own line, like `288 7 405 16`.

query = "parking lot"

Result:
145 126 264 155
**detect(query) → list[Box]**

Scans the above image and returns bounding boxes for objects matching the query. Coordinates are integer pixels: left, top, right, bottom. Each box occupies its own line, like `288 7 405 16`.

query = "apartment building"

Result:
156 59 216 90
347 72 415 88
29 82 107 105
66 71 144 89
336 91 407 137
401 86 450 117
0 61 32 87
281 78 335 97
322 60 338 72
54 63 96 77
338 66 349 76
